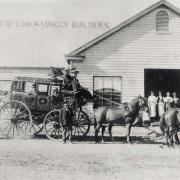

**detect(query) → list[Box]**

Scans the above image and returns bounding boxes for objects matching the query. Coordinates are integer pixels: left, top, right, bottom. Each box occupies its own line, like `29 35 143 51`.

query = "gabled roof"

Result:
66 0 180 59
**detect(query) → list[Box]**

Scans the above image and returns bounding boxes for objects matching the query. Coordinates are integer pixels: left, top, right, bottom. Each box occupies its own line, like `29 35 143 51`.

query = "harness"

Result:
125 104 139 118
94 92 140 118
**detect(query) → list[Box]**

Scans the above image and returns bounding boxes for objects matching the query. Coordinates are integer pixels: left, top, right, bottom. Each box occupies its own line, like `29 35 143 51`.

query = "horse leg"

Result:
165 132 169 146
169 127 174 146
126 123 132 143
174 132 180 145
101 125 106 143
108 123 114 142
95 124 101 144
170 134 174 146
165 129 171 147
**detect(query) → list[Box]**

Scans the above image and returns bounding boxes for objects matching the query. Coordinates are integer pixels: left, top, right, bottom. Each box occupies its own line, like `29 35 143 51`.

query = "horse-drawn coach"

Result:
0 72 91 141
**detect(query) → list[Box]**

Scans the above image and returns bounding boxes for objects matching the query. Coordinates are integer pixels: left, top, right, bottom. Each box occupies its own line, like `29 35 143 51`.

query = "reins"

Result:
93 92 141 117
93 92 121 106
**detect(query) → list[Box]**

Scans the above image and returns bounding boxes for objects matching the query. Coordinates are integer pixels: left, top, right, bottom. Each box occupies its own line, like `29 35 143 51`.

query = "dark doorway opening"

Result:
144 69 180 97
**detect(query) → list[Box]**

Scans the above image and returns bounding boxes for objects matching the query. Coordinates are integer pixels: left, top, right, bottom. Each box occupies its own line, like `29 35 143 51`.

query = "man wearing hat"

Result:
61 100 73 143
70 70 94 105
63 67 74 90
70 70 80 90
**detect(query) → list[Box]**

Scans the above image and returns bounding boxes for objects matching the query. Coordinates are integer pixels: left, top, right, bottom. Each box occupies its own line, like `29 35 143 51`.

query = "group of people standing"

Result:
147 91 180 123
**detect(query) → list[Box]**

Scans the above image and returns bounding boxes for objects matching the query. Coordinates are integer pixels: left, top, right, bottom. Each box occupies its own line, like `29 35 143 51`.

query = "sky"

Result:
0 0 180 67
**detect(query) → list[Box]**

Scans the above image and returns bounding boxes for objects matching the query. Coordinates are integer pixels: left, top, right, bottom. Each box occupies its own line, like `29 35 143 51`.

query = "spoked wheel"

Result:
0 101 32 139
44 110 63 141
28 120 43 136
72 110 90 138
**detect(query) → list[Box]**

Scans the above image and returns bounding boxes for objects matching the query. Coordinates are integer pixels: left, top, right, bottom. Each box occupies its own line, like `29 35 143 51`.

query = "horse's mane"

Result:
129 96 147 110
129 97 139 105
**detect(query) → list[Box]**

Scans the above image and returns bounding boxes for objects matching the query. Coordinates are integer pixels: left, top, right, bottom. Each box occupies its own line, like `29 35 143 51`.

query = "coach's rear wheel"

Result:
44 110 63 141
0 101 32 139
72 110 90 138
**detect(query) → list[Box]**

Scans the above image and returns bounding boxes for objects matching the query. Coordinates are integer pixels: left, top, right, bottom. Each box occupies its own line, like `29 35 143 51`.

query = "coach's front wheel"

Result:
44 110 63 141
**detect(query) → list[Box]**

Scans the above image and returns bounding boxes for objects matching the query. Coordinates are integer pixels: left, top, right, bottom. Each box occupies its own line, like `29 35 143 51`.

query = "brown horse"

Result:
160 109 180 146
94 96 148 143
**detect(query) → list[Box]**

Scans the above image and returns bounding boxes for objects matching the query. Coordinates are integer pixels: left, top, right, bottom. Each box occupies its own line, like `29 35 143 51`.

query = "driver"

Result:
63 67 74 91
70 70 94 105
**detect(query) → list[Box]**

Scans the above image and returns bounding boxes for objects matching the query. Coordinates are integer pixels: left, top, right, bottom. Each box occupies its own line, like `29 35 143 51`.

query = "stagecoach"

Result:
0 76 91 140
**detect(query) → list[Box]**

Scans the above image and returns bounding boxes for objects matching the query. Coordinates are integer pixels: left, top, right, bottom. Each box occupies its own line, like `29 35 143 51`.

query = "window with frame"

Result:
12 81 25 92
93 76 122 107
38 84 49 95
156 10 169 32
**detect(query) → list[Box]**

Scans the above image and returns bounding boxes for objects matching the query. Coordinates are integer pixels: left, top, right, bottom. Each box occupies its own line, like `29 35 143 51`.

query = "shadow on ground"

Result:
32 134 165 145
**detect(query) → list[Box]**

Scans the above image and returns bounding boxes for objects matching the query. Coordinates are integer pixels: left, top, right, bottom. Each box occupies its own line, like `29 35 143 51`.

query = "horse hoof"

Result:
111 138 115 142
127 141 132 144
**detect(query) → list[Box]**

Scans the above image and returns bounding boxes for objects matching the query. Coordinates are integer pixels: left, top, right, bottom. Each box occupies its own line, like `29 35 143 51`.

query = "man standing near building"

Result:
61 101 73 144
148 91 157 125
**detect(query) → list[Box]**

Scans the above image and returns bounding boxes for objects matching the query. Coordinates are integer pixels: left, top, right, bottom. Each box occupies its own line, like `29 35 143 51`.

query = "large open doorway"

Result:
144 69 180 97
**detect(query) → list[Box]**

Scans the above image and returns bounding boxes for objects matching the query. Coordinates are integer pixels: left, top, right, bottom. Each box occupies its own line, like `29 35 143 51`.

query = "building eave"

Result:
65 55 86 64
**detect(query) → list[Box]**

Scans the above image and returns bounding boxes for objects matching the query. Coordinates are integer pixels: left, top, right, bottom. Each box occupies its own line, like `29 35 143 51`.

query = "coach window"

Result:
38 84 49 95
12 81 25 92
156 10 169 32
93 76 122 107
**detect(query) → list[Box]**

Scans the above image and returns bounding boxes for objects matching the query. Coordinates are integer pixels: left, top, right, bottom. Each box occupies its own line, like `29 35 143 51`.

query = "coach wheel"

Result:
44 110 63 141
0 101 32 139
72 110 91 138
28 120 44 136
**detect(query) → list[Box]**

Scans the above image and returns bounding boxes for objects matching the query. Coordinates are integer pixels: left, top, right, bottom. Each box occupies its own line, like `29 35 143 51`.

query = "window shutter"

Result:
156 10 169 32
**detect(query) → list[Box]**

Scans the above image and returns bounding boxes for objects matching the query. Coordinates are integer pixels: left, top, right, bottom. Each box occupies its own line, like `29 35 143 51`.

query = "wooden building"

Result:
66 0 180 106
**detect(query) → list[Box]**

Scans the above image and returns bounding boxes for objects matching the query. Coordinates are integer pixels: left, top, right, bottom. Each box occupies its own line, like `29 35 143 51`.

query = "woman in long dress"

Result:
148 91 157 124
157 91 165 120
172 92 180 108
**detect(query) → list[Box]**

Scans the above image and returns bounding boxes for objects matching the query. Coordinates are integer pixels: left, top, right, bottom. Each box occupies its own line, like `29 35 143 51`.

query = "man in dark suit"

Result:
61 102 73 143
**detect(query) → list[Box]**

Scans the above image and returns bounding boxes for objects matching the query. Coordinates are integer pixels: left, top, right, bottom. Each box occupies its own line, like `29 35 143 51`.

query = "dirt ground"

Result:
0 126 180 180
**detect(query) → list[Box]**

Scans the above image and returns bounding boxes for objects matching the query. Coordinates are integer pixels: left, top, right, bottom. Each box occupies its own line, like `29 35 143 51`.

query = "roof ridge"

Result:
66 0 180 58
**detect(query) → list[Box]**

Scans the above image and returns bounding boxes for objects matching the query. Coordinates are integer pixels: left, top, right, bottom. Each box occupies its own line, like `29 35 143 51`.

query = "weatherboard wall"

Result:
72 6 180 103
